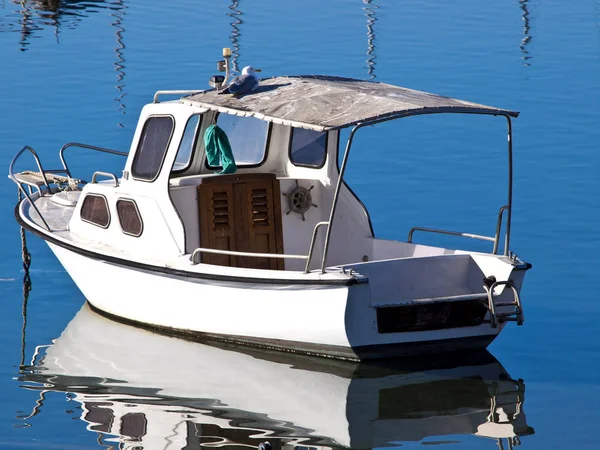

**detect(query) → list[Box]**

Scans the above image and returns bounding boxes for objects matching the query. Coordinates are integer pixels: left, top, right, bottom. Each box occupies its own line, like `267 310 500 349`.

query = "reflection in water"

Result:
227 0 242 75
362 0 378 79
17 304 534 449
0 0 129 127
109 0 127 128
1 0 109 51
519 0 532 66
17 189 32 369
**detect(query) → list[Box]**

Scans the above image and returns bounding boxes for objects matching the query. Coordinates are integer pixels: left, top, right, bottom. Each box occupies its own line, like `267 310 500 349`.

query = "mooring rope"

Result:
17 189 32 278
17 188 32 368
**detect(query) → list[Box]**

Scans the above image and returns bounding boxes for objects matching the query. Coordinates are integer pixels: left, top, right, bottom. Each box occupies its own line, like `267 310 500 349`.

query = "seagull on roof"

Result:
218 66 261 96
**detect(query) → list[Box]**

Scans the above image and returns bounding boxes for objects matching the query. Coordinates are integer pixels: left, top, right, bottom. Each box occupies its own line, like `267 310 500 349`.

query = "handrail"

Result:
492 205 509 255
190 247 308 265
304 221 329 273
8 146 52 231
191 221 330 271
91 171 119 187
9 145 51 190
408 227 495 244
59 142 127 178
408 204 509 255
153 90 203 103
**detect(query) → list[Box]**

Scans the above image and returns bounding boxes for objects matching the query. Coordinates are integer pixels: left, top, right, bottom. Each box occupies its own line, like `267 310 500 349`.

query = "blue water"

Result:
1 0 600 448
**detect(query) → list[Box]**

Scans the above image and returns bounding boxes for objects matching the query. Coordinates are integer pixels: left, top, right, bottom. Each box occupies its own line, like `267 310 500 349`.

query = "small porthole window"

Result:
117 199 143 237
290 128 327 168
80 195 110 228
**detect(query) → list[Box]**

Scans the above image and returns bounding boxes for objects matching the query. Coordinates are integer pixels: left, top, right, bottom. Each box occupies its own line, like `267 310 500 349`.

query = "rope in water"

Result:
17 188 32 368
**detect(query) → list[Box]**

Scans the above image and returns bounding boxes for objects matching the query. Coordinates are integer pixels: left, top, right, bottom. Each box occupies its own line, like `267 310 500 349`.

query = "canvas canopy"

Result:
183 75 519 132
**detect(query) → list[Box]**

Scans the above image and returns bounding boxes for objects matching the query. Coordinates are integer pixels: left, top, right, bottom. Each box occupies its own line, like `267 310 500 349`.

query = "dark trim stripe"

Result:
14 201 360 287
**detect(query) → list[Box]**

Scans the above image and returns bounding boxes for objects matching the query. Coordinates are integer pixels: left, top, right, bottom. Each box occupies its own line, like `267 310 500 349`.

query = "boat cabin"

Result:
66 75 520 274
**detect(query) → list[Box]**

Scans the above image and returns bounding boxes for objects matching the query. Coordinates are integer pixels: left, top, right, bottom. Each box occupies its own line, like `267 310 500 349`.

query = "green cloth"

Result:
204 125 237 174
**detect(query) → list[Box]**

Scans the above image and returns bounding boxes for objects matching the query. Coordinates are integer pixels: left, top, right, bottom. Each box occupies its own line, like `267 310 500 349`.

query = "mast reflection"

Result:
519 0 532 66
109 0 127 128
362 0 378 79
227 0 242 75
18 304 535 449
3 0 129 127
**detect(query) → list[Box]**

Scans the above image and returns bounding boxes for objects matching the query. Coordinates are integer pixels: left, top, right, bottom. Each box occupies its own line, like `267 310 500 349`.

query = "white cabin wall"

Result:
278 128 331 270
279 129 376 270
69 182 183 258
170 185 199 253
70 102 208 258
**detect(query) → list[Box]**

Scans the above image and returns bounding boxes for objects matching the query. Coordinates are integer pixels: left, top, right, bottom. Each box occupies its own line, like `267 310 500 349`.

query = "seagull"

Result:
218 66 261 96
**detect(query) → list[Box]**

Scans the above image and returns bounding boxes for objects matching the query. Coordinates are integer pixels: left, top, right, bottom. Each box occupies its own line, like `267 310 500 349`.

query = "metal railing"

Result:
407 205 510 255
9 143 127 232
191 221 329 273
59 142 128 178
9 146 55 230
153 90 204 103
91 171 120 187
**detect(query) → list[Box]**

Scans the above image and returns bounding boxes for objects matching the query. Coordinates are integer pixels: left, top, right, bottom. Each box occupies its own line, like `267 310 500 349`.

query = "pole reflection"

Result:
362 0 378 79
227 0 242 75
519 0 532 66
109 0 127 128
3 0 129 127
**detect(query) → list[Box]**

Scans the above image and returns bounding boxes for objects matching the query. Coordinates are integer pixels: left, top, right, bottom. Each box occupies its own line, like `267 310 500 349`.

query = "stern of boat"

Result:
342 253 530 357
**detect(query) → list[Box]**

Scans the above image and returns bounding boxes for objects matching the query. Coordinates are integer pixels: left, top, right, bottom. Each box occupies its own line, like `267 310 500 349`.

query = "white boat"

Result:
19 304 534 449
9 49 531 360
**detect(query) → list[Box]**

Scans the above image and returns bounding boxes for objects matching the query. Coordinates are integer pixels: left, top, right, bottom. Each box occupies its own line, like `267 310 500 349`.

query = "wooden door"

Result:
198 174 284 270
198 183 236 267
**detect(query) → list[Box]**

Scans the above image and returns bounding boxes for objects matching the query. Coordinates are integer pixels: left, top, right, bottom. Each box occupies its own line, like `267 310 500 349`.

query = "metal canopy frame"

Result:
320 110 515 273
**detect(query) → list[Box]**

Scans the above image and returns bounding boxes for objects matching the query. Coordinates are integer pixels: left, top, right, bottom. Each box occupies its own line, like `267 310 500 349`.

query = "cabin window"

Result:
289 128 327 168
207 114 269 167
173 114 201 172
131 116 174 181
116 199 143 237
80 194 110 228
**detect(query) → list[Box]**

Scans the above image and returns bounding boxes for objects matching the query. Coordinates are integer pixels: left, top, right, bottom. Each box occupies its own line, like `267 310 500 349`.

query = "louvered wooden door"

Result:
198 174 284 270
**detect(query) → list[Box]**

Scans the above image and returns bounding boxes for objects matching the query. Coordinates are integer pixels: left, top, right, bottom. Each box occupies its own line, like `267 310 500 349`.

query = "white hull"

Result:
49 242 508 360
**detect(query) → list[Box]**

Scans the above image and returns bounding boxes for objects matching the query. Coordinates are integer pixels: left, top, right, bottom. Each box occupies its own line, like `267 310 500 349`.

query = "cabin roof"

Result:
183 75 519 132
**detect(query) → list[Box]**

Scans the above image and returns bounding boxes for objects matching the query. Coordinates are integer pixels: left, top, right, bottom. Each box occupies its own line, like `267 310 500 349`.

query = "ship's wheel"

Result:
283 180 318 221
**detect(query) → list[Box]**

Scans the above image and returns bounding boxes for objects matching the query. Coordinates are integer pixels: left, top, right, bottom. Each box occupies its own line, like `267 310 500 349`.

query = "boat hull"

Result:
48 242 505 360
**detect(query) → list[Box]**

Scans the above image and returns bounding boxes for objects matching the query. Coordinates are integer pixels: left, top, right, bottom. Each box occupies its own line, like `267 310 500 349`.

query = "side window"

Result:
116 199 143 237
131 116 174 181
208 114 268 167
290 128 327 168
80 194 110 228
173 115 201 172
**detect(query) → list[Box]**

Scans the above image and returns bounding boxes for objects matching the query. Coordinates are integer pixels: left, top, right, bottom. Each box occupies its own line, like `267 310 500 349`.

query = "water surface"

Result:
1 0 600 448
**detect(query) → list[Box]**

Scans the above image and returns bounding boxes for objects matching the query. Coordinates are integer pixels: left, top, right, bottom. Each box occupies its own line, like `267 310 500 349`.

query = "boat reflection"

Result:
18 304 534 449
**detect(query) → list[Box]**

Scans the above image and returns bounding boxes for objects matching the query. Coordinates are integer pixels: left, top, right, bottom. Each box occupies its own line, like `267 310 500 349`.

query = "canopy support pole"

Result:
321 124 359 273
505 115 513 256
